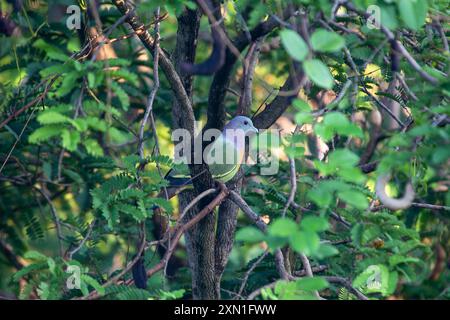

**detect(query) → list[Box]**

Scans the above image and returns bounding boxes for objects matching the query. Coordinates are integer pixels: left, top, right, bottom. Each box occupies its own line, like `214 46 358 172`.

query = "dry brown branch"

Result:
144 184 229 280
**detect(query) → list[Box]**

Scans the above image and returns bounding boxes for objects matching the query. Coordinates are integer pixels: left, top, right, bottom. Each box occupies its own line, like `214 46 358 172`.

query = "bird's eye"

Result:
244 121 248 125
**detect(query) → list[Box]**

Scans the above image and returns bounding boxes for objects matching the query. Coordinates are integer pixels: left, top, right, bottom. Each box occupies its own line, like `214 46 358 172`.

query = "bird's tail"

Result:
165 175 193 188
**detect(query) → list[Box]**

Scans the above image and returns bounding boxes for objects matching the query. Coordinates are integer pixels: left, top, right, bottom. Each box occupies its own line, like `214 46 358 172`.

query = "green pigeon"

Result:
137 116 259 288
166 116 259 185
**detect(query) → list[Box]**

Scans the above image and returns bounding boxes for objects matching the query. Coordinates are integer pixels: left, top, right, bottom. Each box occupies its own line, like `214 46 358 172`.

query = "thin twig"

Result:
0 77 57 131
229 190 290 280
299 253 322 299
236 250 269 299
346 2 439 85
372 202 450 212
194 0 242 61
177 188 217 224
113 0 195 134
0 107 36 175
397 73 419 101
361 87 405 129
90 11 131 62
38 184 64 257
67 219 96 260
237 39 262 115
247 274 368 300
281 157 297 218
435 19 449 53
143 184 229 280
293 265 327 277
247 281 278 300
138 8 161 159
324 276 369 300
136 7 168 203
79 223 147 300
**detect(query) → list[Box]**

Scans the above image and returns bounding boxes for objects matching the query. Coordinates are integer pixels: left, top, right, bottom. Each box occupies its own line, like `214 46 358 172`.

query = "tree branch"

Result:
324 276 369 300
253 71 306 129
206 7 299 131
112 0 195 134
345 2 439 85
229 190 290 280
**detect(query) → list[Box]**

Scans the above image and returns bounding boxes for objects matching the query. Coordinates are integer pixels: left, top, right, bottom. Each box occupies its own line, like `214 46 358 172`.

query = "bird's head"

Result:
223 116 259 136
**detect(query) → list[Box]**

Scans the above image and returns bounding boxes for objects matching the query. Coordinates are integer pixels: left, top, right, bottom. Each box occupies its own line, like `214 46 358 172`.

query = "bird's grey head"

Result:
223 116 259 136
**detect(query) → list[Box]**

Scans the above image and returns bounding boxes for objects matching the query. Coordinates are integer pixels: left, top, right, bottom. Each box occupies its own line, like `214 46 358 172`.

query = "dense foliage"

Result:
0 0 449 300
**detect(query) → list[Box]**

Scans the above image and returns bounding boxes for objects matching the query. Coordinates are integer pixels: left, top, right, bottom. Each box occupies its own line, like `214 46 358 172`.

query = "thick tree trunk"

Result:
214 180 242 298
169 3 301 299
171 8 219 300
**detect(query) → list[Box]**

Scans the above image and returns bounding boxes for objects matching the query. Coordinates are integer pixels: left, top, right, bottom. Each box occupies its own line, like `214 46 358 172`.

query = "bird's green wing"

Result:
166 135 245 184
206 136 245 183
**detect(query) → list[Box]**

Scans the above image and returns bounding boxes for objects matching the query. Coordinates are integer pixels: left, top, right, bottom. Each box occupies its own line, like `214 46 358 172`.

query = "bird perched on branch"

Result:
134 116 259 287
166 115 259 186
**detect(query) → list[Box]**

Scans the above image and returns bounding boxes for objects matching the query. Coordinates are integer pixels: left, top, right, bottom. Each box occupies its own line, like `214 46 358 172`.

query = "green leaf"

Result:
37 282 50 300
71 118 89 132
87 72 96 88
268 218 298 237
108 127 129 144
290 230 320 255
351 223 364 246
295 112 314 125
61 129 80 151
362 225 381 244
292 99 311 112
307 184 333 208
29 125 63 143
338 190 368 210
387 271 398 296
13 262 47 282
55 72 80 97
380 4 399 30
285 145 305 158
300 216 329 232
47 258 56 274
432 147 450 164
329 149 360 167
388 255 421 268
313 244 338 259
43 161 52 180
63 169 83 183
314 112 363 141
146 197 173 214
37 111 70 125
303 59 334 89
84 139 104 156
81 274 105 296
311 29 345 52
295 277 329 291
80 282 89 297
280 29 308 62
110 81 130 110
159 289 186 300
86 117 108 132
235 227 266 242
398 0 428 30
33 39 67 62
24 250 48 261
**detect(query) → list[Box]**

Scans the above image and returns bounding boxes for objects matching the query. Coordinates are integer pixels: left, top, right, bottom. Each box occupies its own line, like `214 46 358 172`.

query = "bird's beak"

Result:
252 126 259 134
